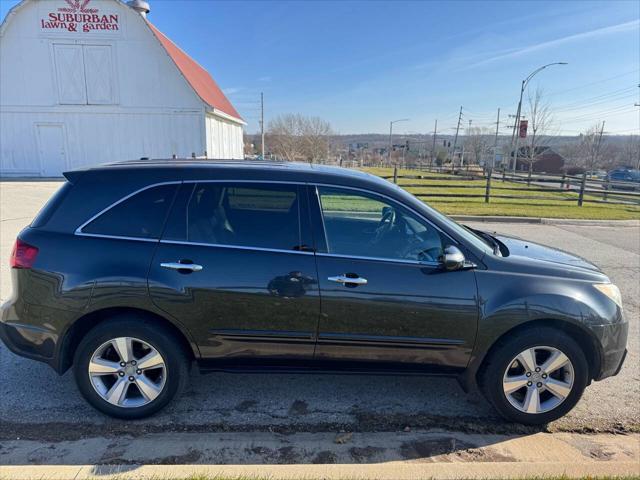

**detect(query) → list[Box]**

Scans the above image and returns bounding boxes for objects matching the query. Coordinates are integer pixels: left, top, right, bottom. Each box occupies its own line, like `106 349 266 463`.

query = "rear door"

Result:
148 181 320 361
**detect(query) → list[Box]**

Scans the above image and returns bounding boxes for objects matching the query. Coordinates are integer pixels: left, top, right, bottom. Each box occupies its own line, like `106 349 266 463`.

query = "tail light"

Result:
10 239 39 269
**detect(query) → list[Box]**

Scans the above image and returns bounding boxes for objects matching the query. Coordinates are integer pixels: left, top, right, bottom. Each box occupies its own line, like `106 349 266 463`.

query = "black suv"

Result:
1 160 627 424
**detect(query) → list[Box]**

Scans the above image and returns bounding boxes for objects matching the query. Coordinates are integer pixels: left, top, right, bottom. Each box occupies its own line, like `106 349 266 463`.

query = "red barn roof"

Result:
147 23 242 122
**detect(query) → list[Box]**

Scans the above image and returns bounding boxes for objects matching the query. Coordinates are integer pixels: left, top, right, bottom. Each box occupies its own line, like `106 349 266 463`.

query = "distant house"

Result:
0 0 244 177
513 146 566 174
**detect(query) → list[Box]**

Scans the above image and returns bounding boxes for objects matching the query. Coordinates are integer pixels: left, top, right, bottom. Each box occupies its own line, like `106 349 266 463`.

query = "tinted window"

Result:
163 182 307 251
82 184 177 239
32 181 73 228
318 187 443 262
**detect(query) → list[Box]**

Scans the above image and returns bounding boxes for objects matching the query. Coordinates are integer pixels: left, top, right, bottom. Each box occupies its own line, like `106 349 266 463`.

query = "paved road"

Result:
0 182 638 440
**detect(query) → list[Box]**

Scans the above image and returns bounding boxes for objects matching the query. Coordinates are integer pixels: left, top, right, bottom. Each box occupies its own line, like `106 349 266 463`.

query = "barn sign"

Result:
40 0 119 33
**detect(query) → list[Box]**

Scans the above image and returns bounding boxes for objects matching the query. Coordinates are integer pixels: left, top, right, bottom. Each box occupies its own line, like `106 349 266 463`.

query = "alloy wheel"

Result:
502 346 574 414
88 337 167 408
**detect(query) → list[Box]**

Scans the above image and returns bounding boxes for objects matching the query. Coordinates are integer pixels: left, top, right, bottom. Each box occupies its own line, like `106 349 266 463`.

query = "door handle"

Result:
328 274 368 286
161 262 203 272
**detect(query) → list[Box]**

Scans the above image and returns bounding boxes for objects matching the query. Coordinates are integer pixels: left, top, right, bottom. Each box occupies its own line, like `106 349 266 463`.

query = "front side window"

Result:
163 182 307 251
317 187 444 262
82 184 177 239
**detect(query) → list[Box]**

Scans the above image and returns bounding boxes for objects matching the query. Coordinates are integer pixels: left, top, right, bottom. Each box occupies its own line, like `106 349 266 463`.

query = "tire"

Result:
479 326 589 425
73 315 190 419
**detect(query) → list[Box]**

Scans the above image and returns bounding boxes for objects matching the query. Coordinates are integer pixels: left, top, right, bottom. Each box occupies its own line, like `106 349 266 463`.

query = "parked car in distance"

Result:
1 160 627 424
606 168 640 191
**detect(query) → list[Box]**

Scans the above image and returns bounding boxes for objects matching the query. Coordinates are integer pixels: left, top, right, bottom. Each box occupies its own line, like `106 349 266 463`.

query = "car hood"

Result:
495 234 602 272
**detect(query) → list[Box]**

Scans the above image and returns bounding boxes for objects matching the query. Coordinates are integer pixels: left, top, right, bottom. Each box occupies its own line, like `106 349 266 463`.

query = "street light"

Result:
388 118 409 164
509 62 567 171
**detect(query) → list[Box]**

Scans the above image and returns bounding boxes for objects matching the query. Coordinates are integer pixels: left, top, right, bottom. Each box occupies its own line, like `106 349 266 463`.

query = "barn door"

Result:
53 45 87 105
36 125 67 177
83 46 115 105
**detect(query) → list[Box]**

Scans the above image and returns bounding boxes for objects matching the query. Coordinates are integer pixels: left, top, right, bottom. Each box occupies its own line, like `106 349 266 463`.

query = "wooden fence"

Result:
381 166 640 207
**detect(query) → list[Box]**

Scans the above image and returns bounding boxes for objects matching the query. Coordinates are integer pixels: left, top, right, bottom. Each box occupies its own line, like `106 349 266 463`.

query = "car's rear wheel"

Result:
480 327 589 425
73 317 189 419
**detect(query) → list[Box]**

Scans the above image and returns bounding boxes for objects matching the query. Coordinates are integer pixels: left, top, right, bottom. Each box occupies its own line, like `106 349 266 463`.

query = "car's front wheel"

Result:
73 316 189 419
480 327 589 425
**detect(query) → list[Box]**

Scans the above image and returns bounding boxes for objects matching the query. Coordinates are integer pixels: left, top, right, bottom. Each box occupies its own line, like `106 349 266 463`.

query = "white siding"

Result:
0 0 244 177
205 113 243 159
0 109 203 175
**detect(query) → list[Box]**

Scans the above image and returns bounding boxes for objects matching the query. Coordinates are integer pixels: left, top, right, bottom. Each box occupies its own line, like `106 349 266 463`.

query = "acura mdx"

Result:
0 160 628 424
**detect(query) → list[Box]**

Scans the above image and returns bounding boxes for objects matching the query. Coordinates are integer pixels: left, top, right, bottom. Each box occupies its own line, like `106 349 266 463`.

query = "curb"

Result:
451 215 640 227
2 462 639 480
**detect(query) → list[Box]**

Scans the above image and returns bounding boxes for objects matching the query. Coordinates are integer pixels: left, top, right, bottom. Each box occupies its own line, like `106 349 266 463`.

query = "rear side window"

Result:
81 184 177 239
163 182 309 251
31 182 73 228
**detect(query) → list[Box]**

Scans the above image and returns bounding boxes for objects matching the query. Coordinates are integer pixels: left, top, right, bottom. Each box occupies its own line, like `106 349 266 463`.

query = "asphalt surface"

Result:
0 181 638 440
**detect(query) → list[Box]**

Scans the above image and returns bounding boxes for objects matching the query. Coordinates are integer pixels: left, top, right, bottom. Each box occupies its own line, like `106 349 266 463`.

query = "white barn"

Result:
0 0 245 177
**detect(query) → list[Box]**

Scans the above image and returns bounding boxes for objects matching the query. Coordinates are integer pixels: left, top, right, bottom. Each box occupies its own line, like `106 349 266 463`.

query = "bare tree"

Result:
576 122 607 171
521 88 555 181
266 114 333 163
266 114 303 161
300 116 334 163
464 127 492 165
620 136 640 169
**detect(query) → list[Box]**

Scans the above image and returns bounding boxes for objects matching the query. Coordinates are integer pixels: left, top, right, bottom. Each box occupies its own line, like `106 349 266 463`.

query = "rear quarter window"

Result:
81 184 178 239
31 182 74 228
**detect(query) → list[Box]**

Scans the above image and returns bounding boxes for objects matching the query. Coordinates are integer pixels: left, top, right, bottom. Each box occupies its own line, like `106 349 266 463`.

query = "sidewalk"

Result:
1 431 638 479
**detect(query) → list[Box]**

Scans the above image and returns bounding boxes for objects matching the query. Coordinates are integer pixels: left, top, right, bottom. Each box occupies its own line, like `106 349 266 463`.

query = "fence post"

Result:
502 168 506 182
485 168 492 203
560 172 566 189
603 177 609 202
393 165 398 184
577 172 587 206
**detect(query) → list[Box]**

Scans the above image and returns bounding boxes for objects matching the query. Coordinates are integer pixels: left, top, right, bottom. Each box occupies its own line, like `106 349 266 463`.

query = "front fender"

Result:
458 271 622 391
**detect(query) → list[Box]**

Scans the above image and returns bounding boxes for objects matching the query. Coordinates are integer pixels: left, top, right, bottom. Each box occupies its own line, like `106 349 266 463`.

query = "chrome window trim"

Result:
75 232 160 243
72 178 458 266
74 181 182 235
316 251 439 266
159 239 314 256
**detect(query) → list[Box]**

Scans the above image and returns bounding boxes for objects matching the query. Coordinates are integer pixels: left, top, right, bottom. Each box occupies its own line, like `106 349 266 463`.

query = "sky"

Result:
2 0 639 136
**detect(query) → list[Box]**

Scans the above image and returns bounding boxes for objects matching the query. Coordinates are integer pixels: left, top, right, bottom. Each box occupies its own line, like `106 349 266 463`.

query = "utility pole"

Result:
260 92 265 159
493 108 500 169
431 119 438 167
388 118 409 165
450 106 463 165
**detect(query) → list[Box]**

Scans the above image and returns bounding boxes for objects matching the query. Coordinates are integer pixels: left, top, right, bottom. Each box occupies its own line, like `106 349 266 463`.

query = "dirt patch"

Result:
349 445 385 462
400 438 466 460
312 450 337 464
98 448 202 465
569 437 617 461
2 415 638 443
288 400 309 416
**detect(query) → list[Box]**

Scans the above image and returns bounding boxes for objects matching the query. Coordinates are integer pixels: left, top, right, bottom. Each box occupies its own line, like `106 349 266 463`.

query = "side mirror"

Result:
440 245 466 271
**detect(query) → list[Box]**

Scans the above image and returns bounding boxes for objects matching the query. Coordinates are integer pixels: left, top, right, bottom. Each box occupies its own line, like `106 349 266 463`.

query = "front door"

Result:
149 182 320 361
311 186 478 372
36 124 67 177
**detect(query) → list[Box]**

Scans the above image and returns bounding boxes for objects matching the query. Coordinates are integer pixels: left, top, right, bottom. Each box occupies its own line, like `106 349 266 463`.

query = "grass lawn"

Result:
362 167 640 220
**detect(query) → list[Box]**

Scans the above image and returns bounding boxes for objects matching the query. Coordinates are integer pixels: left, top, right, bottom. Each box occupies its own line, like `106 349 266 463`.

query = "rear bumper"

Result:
0 300 60 371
